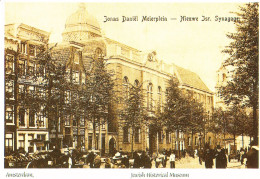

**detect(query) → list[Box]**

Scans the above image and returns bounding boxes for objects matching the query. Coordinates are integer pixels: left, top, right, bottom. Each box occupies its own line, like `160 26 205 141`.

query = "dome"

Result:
62 3 102 42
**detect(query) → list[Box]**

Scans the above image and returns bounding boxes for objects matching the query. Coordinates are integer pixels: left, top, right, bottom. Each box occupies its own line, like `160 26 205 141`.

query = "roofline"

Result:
104 37 141 52
180 83 214 95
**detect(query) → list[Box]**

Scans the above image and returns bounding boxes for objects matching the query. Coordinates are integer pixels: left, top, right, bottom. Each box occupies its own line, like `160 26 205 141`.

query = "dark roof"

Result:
51 45 71 66
173 64 212 94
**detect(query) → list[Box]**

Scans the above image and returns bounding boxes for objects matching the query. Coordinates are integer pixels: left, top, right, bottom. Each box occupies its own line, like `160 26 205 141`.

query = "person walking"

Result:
93 154 101 168
133 151 141 168
169 151 176 168
215 145 227 168
246 140 259 168
104 158 111 168
68 154 72 168
87 151 95 168
204 149 214 168
143 152 152 168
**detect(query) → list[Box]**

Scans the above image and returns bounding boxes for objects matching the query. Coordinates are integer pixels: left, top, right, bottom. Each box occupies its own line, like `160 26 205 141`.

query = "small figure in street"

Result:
87 151 95 168
104 158 111 168
198 149 204 165
204 149 214 168
215 145 227 169
122 154 130 168
194 149 198 158
112 158 126 168
68 154 72 168
143 152 152 168
240 148 245 165
169 151 176 168
93 153 101 168
133 151 141 168
246 140 259 168
163 152 167 168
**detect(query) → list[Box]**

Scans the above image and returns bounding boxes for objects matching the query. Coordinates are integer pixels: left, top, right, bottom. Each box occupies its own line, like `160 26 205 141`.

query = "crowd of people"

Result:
4 141 258 169
197 141 259 169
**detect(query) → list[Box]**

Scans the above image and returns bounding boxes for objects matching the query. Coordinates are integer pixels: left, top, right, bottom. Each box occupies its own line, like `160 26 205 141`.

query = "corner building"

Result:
4 23 50 154
4 4 214 155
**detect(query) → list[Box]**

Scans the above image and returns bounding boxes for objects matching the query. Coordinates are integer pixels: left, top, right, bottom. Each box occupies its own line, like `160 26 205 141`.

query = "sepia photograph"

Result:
1 0 259 178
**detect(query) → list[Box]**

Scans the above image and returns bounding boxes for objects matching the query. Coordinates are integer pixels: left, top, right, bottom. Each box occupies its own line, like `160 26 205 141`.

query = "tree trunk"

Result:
253 103 258 143
157 131 159 154
131 127 134 158
191 130 194 151
242 133 244 149
99 122 102 154
177 130 180 159
77 115 81 150
223 131 226 149
92 119 96 150
233 133 236 151
55 105 59 148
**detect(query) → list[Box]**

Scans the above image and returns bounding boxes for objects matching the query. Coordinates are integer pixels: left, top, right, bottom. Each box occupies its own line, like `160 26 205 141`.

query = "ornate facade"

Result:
5 23 50 154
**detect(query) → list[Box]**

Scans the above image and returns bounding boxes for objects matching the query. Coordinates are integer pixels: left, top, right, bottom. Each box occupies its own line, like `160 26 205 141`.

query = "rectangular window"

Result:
21 43 27 54
73 119 77 127
82 73 86 85
5 133 13 153
65 116 70 126
73 136 78 148
101 123 105 130
88 122 93 129
18 134 25 149
188 137 191 146
29 86 35 95
37 134 46 141
29 44 36 56
58 117 61 133
28 134 34 153
18 59 26 76
5 80 14 99
28 61 35 76
88 135 92 150
166 131 171 144
36 134 45 151
158 130 163 144
38 87 45 99
65 127 70 135
38 112 45 127
19 85 25 100
5 105 14 123
134 128 141 143
209 137 212 145
72 72 79 84
29 110 35 127
5 54 14 74
81 135 85 147
65 91 71 104
195 137 198 146
19 109 25 127
123 126 130 143
80 116 85 127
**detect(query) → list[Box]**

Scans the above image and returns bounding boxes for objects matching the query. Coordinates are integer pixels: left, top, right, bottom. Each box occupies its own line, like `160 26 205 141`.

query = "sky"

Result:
4 1 244 92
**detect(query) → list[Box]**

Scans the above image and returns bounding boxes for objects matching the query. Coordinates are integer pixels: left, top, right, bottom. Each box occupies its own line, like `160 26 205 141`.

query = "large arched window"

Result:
123 126 130 143
94 48 103 59
147 83 153 111
134 79 139 87
123 76 129 99
158 86 162 111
